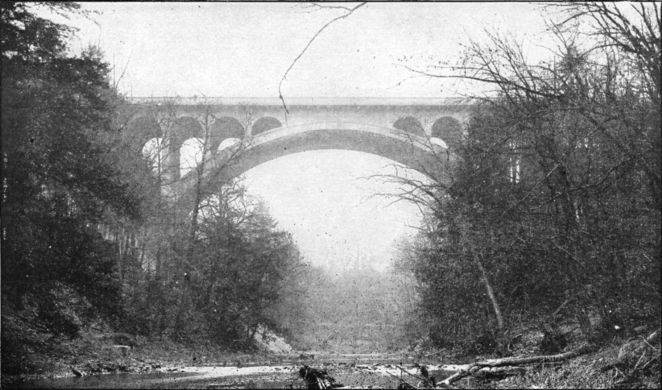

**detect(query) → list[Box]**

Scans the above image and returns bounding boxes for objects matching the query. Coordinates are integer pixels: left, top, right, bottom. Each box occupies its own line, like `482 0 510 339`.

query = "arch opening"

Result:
210 117 244 151
128 116 162 152
431 116 463 150
218 137 241 151
142 137 167 175
170 116 203 151
430 137 448 149
393 116 425 137
240 149 432 273
251 116 282 136
180 137 204 177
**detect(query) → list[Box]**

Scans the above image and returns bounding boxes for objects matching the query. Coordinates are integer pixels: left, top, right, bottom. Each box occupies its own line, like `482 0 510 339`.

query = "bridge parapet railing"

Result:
126 96 478 107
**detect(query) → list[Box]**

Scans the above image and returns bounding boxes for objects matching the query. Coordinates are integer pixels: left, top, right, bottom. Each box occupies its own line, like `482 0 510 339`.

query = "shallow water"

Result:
16 367 301 389
15 355 458 389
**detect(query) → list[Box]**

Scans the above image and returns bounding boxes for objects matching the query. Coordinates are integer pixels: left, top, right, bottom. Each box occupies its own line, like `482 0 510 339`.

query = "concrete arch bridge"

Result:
124 97 475 204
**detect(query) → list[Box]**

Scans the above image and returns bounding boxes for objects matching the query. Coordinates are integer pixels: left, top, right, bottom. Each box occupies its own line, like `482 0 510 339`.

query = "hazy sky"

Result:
242 151 426 272
59 2 554 98
43 2 557 271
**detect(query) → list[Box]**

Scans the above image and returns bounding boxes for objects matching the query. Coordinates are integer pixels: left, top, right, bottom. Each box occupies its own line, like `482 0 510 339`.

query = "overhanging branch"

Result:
278 2 366 118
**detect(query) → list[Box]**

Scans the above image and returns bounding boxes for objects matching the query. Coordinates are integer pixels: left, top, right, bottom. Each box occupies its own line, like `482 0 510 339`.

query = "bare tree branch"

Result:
113 50 132 90
278 2 366 118
301 3 355 13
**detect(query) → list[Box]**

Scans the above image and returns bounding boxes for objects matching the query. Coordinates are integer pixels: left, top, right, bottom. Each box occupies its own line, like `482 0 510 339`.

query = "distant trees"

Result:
287 265 422 353
395 2 660 353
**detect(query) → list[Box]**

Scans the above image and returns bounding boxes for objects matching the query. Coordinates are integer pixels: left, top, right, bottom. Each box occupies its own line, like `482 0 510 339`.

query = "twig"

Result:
113 50 132 90
303 3 354 13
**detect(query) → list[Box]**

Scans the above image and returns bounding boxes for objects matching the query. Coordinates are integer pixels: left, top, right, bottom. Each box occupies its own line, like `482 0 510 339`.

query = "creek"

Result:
16 354 458 389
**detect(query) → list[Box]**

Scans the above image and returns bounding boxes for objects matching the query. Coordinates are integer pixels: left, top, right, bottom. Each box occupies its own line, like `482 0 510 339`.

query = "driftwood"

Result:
439 344 596 386
472 366 527 378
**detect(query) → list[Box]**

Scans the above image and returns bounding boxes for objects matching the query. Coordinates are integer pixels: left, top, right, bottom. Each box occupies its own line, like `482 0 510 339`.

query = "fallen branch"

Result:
645 329 660 344
473 366 527 378
439 344 596 386
438 366 479 387
475 343 596 367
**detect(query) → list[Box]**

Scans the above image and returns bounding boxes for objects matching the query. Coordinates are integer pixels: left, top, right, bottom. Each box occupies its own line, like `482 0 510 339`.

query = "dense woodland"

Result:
1 2 307 374
1 1 660 381
393 2 661 354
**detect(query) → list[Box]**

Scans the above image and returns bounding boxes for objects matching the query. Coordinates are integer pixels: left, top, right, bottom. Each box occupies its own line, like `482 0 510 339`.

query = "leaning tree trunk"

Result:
462 228 505 333
460 227 507 356
471 249 505 332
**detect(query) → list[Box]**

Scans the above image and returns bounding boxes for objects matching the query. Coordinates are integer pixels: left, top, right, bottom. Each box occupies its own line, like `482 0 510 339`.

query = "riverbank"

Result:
3 308 659 389
0 319 277 388
9 342 661 389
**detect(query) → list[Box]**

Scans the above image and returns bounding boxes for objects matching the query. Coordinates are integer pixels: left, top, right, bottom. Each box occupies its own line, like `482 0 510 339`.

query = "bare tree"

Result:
381 2 661 351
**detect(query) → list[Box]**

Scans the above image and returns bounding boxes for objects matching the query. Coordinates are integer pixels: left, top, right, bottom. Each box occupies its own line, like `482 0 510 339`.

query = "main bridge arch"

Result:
170 121 453 204
125 97 475 203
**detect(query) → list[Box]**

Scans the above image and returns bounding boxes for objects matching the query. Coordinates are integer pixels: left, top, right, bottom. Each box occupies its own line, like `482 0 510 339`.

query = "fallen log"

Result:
438 366 480 386
439 344 597 386
472 366 527 378
475 343 596 367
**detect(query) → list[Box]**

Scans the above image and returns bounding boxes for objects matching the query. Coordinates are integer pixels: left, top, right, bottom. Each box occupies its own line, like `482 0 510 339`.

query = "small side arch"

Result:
431 116 463 149
393 116 425 137
251 116 282 136
142 137 167 175
170 116 202 151
127 116 162 153
180 137 205 177
209 117 244 151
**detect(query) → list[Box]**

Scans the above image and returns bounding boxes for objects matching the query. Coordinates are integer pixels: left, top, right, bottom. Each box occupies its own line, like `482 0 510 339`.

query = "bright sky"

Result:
46 2 560 271
59 2 555 98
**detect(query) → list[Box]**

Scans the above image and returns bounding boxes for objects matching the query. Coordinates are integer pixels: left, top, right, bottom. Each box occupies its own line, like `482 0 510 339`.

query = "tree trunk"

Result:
462 231 505 333
473 251 504 331
461 227 506 352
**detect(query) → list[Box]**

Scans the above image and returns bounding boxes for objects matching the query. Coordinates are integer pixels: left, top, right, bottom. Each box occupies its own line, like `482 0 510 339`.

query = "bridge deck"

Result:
127 96 476 107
